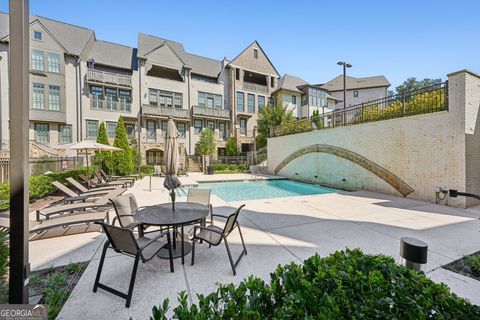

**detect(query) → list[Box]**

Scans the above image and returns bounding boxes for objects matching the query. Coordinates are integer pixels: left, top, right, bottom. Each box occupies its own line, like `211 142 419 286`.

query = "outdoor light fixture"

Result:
337 61 352 124
400 237 428 271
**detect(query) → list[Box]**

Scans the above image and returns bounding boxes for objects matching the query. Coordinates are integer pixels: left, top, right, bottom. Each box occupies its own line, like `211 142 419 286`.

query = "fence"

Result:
211 156 247 165
271 82 448 137
0 157 86 183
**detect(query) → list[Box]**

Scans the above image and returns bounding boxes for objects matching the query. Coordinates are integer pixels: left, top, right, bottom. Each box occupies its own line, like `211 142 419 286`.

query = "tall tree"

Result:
225 137 238 156
113 116 133 175
394 77 442 96
256 101 294 149
94 122 113 173
197 128 216 156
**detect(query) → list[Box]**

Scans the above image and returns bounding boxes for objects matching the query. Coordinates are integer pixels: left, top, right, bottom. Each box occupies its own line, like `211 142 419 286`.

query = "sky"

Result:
1 0 479 88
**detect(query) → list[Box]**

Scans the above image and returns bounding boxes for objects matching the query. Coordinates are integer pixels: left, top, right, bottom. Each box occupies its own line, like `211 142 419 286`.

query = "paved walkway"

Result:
39 175 480 319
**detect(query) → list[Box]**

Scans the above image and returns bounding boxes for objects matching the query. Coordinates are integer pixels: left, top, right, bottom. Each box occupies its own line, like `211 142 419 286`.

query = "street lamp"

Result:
337 61 352 125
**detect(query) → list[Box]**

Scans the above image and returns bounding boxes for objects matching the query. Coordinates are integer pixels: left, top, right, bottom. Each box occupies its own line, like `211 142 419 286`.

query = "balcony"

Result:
192 106 230 120
142 105 190 120
142 131 187 143
86 69 132 87
90 99 131 113
242 81 268 93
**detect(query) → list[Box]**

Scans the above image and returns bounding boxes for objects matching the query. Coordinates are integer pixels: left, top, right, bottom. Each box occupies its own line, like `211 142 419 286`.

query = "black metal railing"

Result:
271 82 448 137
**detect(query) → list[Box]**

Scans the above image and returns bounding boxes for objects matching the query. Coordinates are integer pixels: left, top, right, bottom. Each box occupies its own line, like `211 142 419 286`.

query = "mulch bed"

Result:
444 251 480 281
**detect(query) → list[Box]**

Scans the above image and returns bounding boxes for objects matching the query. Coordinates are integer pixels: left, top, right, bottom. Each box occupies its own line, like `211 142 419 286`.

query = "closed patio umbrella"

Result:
163 118 181 211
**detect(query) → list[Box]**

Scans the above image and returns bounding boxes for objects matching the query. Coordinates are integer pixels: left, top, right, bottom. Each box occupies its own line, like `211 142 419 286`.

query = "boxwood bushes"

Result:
148 249 480 319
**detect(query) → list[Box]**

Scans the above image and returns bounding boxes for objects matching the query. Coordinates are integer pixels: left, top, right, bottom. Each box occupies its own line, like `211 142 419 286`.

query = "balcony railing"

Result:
192 106 230 119
243 81 268 93
90 99 131 113
142 105 190 120
142 131 186 142
87 69 132 87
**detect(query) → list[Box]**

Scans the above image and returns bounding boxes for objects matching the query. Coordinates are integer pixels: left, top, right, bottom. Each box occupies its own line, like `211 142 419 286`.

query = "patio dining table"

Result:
135 202 209 264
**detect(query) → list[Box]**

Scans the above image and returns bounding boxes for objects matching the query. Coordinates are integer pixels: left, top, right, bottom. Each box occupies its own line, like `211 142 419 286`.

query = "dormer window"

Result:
33 31 42 40
253 49 258 59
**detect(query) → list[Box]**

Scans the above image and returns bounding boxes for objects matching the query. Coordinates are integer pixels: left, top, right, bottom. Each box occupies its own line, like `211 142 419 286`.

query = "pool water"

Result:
194 179 339 202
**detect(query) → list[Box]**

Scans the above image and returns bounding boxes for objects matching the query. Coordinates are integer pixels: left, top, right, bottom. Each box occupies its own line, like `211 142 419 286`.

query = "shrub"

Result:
113 116 133 175
140 165 154 175
225 137 238 156
149 249 480 319
93 122 114 174
211 164 247 173
29 175 55 200
0 183 8 211
0 230 7 304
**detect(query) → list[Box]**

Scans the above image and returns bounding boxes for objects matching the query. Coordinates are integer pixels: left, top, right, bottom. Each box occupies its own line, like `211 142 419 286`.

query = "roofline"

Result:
228 40 280 77
94 39 135 50
143 41 187 65
138 32 183 47
33 14 94 32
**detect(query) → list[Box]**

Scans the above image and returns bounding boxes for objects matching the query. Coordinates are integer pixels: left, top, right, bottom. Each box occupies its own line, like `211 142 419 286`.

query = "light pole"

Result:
337 61 352 125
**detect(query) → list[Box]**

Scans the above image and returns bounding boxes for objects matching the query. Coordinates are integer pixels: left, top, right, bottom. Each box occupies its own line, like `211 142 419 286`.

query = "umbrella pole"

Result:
171 189 175 212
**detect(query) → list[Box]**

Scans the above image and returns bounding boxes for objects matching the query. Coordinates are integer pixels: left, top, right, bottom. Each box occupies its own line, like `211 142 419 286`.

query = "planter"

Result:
207 166 214 175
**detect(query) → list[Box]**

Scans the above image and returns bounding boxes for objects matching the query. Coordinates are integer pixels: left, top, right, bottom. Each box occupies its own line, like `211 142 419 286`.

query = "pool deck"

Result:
27 174 480 319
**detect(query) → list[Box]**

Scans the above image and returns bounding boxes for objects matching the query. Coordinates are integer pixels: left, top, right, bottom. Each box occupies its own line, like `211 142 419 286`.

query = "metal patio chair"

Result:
191 204 247 275
93 222 173 308
109 193 145 236
187 188 213 224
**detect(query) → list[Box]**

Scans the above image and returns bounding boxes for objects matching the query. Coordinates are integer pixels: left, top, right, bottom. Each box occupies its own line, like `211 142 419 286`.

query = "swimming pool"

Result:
194 179 339 202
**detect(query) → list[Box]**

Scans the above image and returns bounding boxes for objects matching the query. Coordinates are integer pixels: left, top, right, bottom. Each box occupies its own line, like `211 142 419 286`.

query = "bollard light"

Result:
400 237 428 271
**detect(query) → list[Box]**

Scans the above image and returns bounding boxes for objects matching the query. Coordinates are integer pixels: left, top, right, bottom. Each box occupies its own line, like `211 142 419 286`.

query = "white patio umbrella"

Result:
163 118 182 211
68 141 122 176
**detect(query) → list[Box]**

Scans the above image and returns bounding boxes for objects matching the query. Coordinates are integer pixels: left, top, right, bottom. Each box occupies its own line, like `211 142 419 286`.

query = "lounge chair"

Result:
94 172 132 188
36 187 125 221
79 174 128 189
191 204 247 275
52 181 112 203
66 177 116 194
93 222 173 308
0 210 109 240
99 169 137 184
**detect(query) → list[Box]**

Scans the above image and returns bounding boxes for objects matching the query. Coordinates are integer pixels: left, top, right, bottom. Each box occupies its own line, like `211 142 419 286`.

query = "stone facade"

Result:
267 70 480 208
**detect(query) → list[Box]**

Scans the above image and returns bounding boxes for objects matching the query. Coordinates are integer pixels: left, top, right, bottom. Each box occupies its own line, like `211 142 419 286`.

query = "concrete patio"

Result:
26 175 480 319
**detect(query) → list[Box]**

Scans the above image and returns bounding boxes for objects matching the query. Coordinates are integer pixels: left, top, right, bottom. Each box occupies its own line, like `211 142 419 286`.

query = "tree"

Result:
94 122 113 174
394 77 442 97
311 109 323 129
197 128 216 156
226 137 238 156
113 116 133 175
256 101 294 149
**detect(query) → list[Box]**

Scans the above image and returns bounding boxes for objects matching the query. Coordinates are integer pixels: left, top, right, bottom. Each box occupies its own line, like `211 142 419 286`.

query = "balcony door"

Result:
146 150 163 165
207 97 214 109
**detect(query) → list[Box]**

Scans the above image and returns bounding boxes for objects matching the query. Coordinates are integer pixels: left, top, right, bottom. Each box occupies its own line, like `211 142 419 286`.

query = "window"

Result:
149 89 182 108
191 74 217 83
207 121 215 131
125 123 135 139
33 31 42 40
214 95 222 109
48 85 60 111
31 50 44 71
207 97 214 109
58 124 72 144
254 49 258 59
236 91 244 112
107 122 117 138
270 77 275 88
353 90 359 98
90 86 103 109
146 120 156 140
258 95 265 110
248 94 255 113
235 68 240 81
239 118 247 136
198 92 206 107
160 121 168 132
198 92 222 109
291 95 297 105
194 119 202 134
176 123 186 138
34 123 49 143
308 87 327 106
86 120 99 139
119 90 131 112
47 53 60 73
32 83 45 109
219 122 226 140
105 88 117 110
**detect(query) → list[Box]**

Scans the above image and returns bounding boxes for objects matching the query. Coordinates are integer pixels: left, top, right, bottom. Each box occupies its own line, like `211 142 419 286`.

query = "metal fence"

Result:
211 156 247 165
271 82 448 137
0 157 86 183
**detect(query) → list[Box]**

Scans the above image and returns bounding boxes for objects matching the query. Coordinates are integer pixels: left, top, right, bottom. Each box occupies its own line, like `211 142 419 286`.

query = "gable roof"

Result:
87 40 137 70
229 40 280 77
277 74 308 93
138 32 222 78
0 12 94 56
320 75 391 92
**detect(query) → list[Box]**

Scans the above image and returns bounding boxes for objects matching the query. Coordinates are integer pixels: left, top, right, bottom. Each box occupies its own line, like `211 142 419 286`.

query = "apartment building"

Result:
320 75 390 108
272 74 341 119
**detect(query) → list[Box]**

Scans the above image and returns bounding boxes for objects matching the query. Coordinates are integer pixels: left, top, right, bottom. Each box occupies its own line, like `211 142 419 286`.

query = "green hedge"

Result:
0 166 98 210
148 249 480 319
211 164 247 173
140 165 155 175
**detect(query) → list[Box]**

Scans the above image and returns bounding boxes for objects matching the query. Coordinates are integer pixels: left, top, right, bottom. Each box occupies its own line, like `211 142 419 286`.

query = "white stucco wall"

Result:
268 71 480 208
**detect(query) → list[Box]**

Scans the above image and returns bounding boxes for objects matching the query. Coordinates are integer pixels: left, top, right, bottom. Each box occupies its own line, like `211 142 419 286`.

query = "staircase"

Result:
187 156 202 172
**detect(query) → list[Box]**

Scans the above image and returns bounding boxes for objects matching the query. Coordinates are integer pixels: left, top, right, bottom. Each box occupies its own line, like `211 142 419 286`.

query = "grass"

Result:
445 251 480 281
